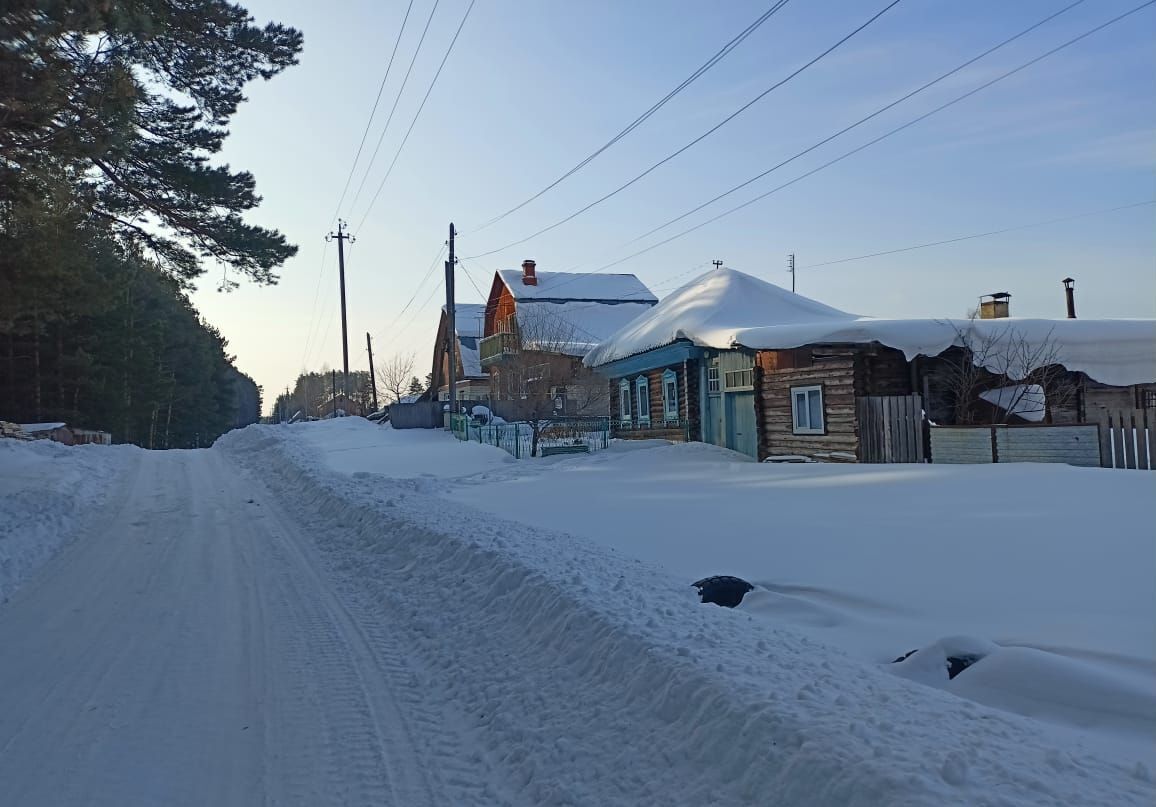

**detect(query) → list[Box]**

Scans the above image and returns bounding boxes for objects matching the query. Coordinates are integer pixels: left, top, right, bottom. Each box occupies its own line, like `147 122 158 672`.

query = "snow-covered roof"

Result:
498 269 657 303
20 422 68 433
516 300 658 357
585 268 1156 386
443 303 487 338
458 335 483 378
979 385 1046 422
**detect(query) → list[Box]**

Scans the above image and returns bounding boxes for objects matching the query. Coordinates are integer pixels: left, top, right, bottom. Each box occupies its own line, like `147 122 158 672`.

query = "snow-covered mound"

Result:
450 439 1156 764
218 421 1155 805
0 438 139 601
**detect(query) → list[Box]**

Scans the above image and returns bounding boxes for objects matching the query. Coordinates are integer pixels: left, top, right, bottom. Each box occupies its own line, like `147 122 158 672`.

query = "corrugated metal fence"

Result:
930 424 1102 467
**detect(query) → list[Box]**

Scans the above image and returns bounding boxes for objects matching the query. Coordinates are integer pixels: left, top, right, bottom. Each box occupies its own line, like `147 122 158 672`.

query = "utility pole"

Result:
331 369 337 418
787 253 796 293
444 222 457 424
712 259 724 270
326 220 355 402
366 332 379 412
285 386 291 423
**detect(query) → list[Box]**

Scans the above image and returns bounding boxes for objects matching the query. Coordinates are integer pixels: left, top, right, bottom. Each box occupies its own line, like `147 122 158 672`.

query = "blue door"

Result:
725 391 757 458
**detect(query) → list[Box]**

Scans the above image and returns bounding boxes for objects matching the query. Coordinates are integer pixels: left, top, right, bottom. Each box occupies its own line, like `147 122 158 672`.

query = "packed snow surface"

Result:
584 268 1156 386
2 418 1153 806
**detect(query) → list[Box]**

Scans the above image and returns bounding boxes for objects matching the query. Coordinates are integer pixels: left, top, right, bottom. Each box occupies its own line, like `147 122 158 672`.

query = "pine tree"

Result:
408 376 424 395
1 1 302 283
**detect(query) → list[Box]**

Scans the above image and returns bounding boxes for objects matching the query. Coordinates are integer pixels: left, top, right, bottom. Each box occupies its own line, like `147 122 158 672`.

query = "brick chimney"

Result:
521 259 537 286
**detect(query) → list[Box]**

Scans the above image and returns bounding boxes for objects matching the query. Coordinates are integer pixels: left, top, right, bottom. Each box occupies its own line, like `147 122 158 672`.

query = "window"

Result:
635 376 650 423
724 368 754 390
791 385 824 434
707 362 720 393
618 379 631 422
662 369 679 421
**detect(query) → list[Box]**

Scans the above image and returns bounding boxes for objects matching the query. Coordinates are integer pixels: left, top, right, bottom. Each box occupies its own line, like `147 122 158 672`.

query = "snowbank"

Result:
288 418 514 478
584 268 1156 386
450 441 1156 764
0 438 138 601
217 421 1155 805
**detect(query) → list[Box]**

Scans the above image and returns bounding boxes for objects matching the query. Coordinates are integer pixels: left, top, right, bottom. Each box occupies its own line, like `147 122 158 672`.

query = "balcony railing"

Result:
479 331 519 367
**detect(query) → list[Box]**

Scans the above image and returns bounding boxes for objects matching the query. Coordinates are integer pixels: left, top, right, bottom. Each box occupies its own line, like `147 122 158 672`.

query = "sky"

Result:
187 0 1156 412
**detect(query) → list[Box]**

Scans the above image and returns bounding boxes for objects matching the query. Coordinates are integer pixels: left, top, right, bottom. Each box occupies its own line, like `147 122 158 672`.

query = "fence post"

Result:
515 424 520 459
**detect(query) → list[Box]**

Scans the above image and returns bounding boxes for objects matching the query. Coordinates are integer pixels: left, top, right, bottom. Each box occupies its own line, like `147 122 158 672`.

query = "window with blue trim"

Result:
618 379 631 423
635 376 650 424
662 369 678 422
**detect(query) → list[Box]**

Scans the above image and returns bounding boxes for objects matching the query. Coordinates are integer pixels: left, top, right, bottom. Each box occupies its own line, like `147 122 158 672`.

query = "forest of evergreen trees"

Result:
1 1 301 447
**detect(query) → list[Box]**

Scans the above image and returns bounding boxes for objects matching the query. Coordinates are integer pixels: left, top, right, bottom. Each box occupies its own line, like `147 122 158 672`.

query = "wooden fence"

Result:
1095 408 1154 470
857 394 924 463
929 424 1100 467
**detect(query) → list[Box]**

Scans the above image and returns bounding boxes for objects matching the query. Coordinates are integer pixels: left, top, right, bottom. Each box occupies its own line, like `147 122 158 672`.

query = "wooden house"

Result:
585 268 1156 463
430 303 490 403
478 260 657 415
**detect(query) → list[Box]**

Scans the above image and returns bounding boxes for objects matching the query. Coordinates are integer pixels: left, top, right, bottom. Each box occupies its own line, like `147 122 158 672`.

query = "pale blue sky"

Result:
189 0 1156 409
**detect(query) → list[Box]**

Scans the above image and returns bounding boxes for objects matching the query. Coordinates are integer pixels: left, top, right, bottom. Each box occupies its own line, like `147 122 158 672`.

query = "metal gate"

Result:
857 394 924 463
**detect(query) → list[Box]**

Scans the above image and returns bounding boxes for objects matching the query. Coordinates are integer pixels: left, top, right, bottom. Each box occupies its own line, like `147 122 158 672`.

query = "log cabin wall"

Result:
755 346 860 460
859 345 913 396
684 358 701 439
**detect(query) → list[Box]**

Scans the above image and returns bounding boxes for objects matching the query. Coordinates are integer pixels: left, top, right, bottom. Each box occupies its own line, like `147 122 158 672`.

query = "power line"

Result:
355 0 477 233
331 0 416 222
632 0 1090 243
464 0 902 259
472 0 792 232
299 241 331 372
802 200 1156 268
301 4 415 374
373 241 447 343
576 0 1156 278
347 0 442 216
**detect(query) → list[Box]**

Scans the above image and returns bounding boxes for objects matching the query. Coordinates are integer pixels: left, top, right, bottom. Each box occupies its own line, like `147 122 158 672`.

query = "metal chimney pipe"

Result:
1062 277 1076 319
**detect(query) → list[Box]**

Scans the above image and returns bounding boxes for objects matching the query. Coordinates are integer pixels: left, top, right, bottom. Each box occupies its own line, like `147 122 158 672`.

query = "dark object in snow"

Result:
691 576 754 608
891 649 983 680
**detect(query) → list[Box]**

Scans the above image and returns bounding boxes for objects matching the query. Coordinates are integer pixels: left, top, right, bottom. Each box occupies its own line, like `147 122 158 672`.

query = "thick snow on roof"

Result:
444 303 487 338
586 268 1156 386
458 335 483 378
516 300 658 356
498 269 657 303
584 268 857 365
20 422 68 433
980 384 1046 421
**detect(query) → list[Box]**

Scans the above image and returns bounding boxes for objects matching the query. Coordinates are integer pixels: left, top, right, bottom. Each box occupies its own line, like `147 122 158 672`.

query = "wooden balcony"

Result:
479 331 519 367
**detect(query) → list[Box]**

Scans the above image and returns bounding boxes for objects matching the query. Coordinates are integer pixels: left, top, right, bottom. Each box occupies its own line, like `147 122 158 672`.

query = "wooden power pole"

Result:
444 223 457 424
326 220 355 400
366 332 379 412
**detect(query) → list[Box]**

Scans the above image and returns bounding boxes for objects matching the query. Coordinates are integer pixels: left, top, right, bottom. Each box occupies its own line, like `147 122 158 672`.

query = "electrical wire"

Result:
571 0 1156 279
463 0 902 259
347 0 442 216
471 0 792 232
331 0 416 222
631 0 1089 243
355 0 477 233
801 200 1156 269
373 242 447 344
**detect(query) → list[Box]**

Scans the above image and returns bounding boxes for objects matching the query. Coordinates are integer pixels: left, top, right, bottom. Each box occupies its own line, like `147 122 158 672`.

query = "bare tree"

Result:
941 318 1078 424
376 352 415 404
494 306 610 456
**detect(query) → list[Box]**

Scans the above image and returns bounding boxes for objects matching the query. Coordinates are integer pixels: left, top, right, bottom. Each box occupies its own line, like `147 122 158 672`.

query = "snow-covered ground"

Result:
241 418 1154 803
1 420 1152 805
0 437 139 601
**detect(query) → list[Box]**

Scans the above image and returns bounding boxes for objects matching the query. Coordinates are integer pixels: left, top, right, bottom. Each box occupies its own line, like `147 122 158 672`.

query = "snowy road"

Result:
0 449 501 807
